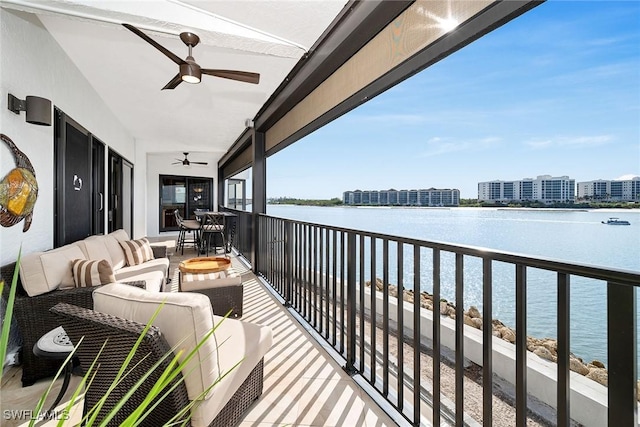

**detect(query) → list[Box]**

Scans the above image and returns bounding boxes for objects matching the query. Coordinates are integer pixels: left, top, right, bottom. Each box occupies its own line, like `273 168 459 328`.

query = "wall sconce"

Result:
7 94 52 126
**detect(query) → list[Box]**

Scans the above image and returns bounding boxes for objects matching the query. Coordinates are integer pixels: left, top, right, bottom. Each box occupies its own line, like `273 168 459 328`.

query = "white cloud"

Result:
420 136 502 157
347 113 428 125
616 174 639 181
525 135 614 149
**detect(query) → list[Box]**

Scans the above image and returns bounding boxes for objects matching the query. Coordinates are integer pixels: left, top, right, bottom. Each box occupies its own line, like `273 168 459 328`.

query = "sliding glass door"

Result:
159 175 212 232
227 179 246 210
108 150 133 237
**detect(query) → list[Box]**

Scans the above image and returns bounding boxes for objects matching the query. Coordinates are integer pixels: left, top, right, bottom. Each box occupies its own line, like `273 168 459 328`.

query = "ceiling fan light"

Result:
182 74 200 84
180 63 201 84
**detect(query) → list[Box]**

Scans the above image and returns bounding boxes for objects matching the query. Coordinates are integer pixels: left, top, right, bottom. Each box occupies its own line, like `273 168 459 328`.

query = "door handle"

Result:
99 192 104 211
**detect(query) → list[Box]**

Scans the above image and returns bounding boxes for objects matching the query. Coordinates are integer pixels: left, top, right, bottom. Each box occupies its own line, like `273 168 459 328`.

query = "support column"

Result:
217 167 225 210
252 130 266 271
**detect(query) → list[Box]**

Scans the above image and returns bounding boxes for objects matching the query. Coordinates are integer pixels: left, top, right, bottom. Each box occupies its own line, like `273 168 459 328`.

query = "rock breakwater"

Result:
365 277 639 398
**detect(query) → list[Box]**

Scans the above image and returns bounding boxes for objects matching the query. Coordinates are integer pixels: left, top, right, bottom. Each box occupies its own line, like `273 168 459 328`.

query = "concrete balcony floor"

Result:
1 245 397 427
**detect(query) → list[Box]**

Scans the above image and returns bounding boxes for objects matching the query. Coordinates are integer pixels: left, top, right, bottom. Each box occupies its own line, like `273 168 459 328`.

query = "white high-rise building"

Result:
577 176 640 201
478 175 575 203
343 188 460 206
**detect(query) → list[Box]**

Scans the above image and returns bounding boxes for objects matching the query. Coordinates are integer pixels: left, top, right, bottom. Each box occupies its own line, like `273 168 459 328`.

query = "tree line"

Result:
268 197 638 209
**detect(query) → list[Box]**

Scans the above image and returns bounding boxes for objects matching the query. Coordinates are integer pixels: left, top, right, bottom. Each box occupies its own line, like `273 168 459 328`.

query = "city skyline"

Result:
266 1 640 200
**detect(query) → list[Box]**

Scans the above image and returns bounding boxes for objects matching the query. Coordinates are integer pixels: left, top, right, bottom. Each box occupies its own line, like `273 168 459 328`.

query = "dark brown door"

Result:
54 109 104 247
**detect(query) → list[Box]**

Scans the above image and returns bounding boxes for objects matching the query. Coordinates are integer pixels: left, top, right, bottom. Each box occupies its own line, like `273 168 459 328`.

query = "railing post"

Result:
483 257 493 427
607 281 637 426
250 212 257 272
284 220 293 307
557 273 570 427
344 232 357 375
455 253 464 426
515 264 527 427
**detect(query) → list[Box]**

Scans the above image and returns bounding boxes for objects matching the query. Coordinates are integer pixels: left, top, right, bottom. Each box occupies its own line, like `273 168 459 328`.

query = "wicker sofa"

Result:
0 229 169 386
51 283 273 427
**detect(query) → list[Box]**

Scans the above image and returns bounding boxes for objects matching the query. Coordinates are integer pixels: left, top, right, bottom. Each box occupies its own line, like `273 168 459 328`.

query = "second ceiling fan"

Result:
122 23 260 90
173 153 208 166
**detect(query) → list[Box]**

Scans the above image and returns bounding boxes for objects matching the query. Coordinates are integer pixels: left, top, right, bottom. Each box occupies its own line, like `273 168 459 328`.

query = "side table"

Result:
33 326 74 412
178 257 243 318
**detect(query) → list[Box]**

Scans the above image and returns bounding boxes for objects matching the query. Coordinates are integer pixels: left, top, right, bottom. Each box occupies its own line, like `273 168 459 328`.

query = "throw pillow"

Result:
71 259 115 288
119 237 155 266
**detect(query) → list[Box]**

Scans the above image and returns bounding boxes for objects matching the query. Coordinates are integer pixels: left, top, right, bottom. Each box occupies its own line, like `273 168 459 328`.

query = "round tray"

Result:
179 257 231 274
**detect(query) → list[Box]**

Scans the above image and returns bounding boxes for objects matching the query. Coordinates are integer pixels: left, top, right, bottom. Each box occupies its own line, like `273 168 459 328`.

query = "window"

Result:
159 175 213 232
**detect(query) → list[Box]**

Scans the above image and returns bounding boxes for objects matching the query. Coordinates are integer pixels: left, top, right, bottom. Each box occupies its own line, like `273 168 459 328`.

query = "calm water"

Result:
266 205 640 366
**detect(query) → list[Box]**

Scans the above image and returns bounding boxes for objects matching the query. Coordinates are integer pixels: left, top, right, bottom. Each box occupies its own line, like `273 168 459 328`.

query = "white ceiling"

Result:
2 0 348 156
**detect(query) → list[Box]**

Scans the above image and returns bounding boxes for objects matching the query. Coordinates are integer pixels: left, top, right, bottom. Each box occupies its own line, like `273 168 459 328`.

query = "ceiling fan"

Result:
172 153 208 166
122 23 260 90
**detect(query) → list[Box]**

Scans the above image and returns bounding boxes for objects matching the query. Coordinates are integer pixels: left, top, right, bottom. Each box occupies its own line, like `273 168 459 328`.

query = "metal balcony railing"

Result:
226 208 639 426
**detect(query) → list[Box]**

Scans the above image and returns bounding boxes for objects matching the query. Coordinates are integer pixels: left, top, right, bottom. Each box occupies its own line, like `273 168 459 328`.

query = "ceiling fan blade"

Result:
162 74 183 90
122 24 185 66
171 161 182 164
201 69 260 84
191 161 209 165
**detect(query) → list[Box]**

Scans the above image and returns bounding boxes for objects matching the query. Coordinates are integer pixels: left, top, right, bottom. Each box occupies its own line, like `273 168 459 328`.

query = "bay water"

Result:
266 205 640 367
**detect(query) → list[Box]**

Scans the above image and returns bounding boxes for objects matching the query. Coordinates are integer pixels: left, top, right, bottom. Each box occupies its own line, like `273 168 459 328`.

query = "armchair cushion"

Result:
93 283 219 401
92 283 273 427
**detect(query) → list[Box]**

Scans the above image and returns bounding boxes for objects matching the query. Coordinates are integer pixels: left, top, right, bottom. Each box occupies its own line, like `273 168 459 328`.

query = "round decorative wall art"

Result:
0 134 38 232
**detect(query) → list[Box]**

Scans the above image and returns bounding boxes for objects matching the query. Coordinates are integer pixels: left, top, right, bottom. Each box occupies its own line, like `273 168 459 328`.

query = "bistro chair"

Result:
174 209 201 255
200 212 226 257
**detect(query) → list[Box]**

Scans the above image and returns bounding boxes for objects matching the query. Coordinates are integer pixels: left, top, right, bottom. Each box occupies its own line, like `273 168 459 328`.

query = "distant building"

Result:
343 188 460 206
478 175 575 203
577 177 640 201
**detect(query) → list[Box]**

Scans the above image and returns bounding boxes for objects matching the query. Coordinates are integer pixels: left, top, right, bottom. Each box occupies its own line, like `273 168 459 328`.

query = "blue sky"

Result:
266 1 640 199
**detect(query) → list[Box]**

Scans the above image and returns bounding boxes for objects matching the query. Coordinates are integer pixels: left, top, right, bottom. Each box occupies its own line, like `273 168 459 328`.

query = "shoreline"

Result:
270 203 639 211
365 278 614 390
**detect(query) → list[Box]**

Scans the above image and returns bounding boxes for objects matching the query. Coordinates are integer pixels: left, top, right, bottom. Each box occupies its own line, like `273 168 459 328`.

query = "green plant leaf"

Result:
0 247 21 378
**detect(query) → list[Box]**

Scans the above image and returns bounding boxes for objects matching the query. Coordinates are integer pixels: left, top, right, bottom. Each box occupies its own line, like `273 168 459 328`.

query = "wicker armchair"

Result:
51 302 190 426
0 262 146 387
51 302 266 427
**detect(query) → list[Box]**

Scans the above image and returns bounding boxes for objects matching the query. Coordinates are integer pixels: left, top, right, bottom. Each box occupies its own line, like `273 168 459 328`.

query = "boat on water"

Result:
602 217 631 225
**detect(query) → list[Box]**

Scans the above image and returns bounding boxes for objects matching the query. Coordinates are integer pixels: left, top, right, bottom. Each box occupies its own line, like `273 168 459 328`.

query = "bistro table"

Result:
193 211 237 255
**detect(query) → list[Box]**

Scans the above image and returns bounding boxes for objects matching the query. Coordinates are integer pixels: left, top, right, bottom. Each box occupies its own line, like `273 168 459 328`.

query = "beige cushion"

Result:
108 229 130 242
113 270 164 292
116 258 170 281
94 283 273 427
71 259 115 287
180 268 241 291
190 314 273 427
104 235 127 269
119 238 155 266
77 236 113 266
20 244 87 296
77 234 127 270
93 283 220 401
